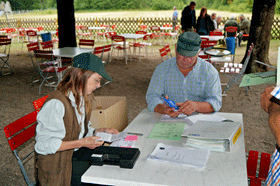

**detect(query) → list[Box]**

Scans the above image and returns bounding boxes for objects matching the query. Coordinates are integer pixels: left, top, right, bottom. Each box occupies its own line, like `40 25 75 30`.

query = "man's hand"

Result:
177 100 197 115
261 86 274 112
154 103 181 117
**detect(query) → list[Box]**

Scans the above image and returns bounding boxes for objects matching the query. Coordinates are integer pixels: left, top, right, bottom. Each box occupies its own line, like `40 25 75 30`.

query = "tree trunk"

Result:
242 0 276 74
57 0 77 48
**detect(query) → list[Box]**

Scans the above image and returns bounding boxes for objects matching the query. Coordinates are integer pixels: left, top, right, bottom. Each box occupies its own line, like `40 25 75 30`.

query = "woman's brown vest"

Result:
35 90 91 186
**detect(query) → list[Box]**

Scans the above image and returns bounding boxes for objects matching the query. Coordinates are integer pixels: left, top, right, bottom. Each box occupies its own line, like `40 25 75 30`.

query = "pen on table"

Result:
127 132 143 136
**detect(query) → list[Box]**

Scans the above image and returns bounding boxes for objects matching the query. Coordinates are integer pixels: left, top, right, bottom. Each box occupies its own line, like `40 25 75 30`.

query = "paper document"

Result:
239 71 276 87
95 132 127 142
110 139 135 148
147 143 211 170
148 122 185 140
186 113 226 124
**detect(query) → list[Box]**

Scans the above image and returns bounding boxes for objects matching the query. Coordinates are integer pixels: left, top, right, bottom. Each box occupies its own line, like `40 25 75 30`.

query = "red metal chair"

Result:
159 44 172 62
200 37 217 49
4 110 38 186
40 40 54 50
225 26 238 38
150 26 162 44
111 35 131 65
97 25 110 42
26 30 38 44
93 44 112 65
33 95 49 110
135 30 147 34
140 24 148 31
33 50 68 94
210 31 223 36
247 150 271 186
130 34 152 62
78 39 95 48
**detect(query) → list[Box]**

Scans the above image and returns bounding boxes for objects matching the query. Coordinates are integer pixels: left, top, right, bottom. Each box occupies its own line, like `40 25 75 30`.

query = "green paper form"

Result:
239 71 276 87
148 122 186 140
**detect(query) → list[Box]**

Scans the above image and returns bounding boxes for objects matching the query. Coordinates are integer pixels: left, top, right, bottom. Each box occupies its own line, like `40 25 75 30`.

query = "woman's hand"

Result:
80 136 104 149
95 128 119 134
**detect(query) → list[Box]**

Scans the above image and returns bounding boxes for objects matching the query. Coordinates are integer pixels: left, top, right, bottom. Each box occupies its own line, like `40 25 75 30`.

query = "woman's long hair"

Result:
56 67 95 116
199 7 208 18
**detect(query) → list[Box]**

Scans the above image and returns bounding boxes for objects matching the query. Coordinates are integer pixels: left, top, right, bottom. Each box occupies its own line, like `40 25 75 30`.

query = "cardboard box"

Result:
90 96 128 132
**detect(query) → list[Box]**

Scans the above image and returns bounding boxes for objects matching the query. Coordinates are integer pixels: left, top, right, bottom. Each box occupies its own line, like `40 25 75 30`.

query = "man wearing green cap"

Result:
35 53 118 186
146 32 222 117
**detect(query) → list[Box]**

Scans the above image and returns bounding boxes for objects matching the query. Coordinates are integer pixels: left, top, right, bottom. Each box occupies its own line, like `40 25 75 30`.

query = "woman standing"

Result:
35 53 119 186
196 7 215 35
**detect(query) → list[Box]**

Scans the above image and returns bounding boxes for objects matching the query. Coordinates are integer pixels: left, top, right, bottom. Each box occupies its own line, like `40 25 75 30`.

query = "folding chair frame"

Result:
4 110 38 186
0 38 13 76
222 43 254 95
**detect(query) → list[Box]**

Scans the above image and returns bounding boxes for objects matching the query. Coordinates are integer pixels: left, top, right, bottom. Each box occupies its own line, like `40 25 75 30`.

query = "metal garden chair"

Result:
221 43 254 95
4 110 38 186
159 44 172 62
0 38 12 76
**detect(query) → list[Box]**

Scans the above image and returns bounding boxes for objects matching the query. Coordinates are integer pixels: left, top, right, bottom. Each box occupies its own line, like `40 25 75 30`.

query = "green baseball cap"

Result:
73 53 112 81
176 32 202 57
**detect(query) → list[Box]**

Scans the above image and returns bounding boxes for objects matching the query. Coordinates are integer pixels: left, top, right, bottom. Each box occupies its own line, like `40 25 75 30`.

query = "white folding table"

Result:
82 109 248 186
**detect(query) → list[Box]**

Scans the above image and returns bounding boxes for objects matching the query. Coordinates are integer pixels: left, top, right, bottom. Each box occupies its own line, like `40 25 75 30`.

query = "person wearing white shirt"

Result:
35 53 118 186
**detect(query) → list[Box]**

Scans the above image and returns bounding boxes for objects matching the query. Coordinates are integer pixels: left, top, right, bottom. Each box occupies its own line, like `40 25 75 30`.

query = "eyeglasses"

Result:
94 78 111 88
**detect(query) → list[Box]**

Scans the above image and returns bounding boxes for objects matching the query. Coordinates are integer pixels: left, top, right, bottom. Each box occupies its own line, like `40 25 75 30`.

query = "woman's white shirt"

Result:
35 92 95 155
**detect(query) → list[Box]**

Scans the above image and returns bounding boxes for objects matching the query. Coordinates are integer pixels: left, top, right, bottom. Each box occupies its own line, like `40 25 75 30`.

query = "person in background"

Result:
172 6 178 31
260 86 280 185
238 14 250 47
196 7 215 35
211 13 217 30
181 1 196 32
216 15 223 31
224 14 240 37
146 32 222 117
35 53 119 186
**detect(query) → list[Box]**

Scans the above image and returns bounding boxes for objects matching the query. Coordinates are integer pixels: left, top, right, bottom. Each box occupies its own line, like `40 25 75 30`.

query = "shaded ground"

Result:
0 41 277 185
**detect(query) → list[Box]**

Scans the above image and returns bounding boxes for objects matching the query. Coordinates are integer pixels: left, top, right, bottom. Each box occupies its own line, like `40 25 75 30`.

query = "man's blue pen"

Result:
163 97 179 110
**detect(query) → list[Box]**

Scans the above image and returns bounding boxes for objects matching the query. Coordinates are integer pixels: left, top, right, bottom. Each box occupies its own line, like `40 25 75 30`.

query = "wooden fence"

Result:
1 17 280 40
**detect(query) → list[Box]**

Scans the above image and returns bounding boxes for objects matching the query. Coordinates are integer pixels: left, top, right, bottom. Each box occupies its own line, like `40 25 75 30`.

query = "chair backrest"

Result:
111 35 125 43
200 38 217 49
4 110 38 186
210 31 223 36
159 44 172 62
33 95 49 110
27 42 40 52
34 49 54 60
37 26 44 31
40 40 54 50
111 25 116 30
100 24 110 30
143 34 150 41
150 26 160 32
163 24 172 27
79 39 95 48
225 26 238 37
175 25 180 31
0 38 12 55
140 24 147 30
94 44 112 59
26 30 37 37
135 30 147 34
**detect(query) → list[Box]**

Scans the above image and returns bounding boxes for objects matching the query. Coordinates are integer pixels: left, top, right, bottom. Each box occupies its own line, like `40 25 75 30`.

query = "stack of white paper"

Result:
95 132 127 142
147 143 211 170
182 121 242 152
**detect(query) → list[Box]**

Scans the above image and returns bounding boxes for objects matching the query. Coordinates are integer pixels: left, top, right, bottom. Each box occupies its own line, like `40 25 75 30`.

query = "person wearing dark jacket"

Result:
196 7 214 35
181 1 196 32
